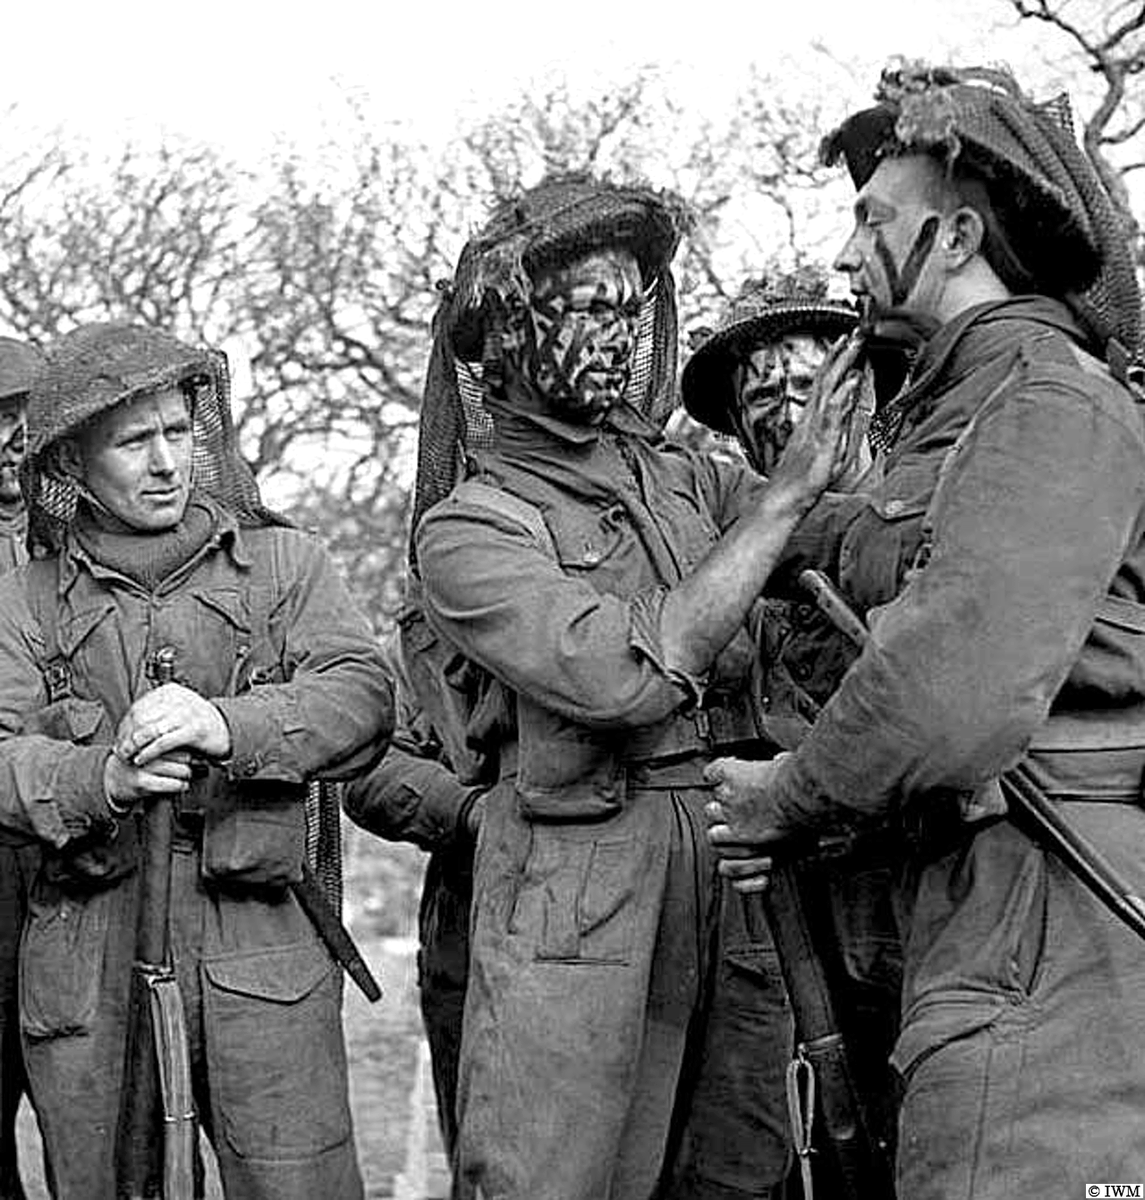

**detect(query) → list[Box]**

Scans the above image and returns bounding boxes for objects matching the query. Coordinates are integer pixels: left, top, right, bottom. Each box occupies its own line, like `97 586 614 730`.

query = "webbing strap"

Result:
25 556 73 702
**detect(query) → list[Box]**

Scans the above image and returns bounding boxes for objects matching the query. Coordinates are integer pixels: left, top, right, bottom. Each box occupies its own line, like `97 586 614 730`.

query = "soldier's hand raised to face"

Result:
114 681 232 766
767 331 865 505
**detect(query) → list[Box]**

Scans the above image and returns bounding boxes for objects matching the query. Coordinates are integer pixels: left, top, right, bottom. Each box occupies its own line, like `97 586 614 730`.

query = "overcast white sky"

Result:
4 0 1060 158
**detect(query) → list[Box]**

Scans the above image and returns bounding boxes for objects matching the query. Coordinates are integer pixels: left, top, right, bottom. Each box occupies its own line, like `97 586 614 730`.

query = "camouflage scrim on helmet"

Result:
820 60 1141 359
24 323 286 554
682 266 859 436
413 173 691 560
0 337 45 406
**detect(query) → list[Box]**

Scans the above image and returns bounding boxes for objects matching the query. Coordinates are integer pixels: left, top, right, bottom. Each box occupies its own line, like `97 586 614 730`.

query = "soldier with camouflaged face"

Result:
412 174 867 1200
681 271 904 1191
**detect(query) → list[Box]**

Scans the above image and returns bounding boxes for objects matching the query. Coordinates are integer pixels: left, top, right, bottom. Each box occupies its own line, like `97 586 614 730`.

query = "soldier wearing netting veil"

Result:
411 173 867 1199
0 323 393 1199
703 61 1145 1196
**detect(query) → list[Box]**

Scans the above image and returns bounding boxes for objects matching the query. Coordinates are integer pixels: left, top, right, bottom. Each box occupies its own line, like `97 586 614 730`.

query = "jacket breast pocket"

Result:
511 824 639 964
202 784 307 891
20 696 110 745
1083 593 1145 700
838 492 931 614
23 698 139 890
548 504 637 587
190 587 263 697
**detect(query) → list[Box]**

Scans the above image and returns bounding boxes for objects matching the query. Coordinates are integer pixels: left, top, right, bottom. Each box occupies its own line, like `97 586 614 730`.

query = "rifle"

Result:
743 875 896 1200
115 646 196 1200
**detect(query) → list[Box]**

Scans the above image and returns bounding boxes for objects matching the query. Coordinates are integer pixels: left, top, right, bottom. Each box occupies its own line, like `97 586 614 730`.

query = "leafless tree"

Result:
1005 0 1145 245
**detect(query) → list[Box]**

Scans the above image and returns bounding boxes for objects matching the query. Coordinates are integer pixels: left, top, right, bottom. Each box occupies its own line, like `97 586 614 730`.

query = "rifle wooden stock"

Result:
745 865 896 1200
116 798 195 1199
115 648 196 1200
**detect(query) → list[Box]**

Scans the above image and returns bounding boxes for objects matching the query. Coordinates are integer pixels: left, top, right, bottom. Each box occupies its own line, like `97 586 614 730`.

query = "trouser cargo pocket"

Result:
202 938 351 1159
512 823 644 964
20 887 111 1040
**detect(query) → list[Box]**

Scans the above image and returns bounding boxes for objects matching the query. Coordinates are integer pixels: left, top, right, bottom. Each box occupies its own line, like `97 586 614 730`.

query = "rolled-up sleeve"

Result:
213 530 394 784
769 365 1145 831
417 490 691 729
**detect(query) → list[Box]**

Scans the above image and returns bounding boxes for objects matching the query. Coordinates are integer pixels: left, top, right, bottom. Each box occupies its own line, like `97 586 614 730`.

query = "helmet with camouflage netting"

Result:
412 172 691 557
23 322 349 904
682 265 859 436
820 60 1141 366
0 337 45 406
23 322 288 555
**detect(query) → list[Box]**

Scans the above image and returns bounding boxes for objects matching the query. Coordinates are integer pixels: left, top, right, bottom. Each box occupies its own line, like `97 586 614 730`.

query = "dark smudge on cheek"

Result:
874 215 940 308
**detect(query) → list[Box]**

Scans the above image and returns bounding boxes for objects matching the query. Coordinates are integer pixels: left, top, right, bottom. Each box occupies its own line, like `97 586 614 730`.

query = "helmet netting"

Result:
0 337 45 404
24 323 289 555
412 175 687 563
821 62 1141 360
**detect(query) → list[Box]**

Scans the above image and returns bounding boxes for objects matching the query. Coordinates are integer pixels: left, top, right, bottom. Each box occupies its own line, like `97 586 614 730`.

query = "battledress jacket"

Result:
417 400 767 801
0 503 393 863
766 296 1145 839
761 295 1145 1192
415 401 782 1200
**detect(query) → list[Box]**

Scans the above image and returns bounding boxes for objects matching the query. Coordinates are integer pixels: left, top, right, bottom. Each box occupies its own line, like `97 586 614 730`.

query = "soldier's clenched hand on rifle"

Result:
705 754 790 892
114 680 232 765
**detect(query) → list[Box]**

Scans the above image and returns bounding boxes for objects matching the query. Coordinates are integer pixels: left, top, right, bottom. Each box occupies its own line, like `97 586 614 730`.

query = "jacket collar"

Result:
485 393 661 452
903 295 1084 403
56 495 251 598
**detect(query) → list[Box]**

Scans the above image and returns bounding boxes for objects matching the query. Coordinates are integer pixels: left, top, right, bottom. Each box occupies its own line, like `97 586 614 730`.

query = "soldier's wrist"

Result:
102 753 132 818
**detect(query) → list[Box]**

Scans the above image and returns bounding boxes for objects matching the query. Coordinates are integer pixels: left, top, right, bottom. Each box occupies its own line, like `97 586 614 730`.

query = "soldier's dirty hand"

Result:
104 748 192 811
704 755 789 852
115 682 232 766
713 844 775 894
767 330 864 503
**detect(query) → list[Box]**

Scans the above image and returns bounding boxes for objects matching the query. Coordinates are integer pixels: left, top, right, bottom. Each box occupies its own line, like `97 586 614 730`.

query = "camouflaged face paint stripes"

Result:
515 250 644 424
731 336 832 474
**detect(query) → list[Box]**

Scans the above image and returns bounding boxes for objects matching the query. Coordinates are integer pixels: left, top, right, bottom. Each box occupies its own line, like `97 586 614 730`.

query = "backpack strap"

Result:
25 556 73 703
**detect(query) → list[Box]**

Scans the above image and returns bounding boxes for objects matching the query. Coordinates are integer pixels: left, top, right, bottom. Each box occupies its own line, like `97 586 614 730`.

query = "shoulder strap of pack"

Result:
236 528 281 691
25 555 72 703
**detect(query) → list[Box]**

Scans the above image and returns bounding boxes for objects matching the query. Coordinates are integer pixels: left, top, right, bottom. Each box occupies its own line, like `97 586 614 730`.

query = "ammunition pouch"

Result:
512 690 759 822
200 781 307 892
